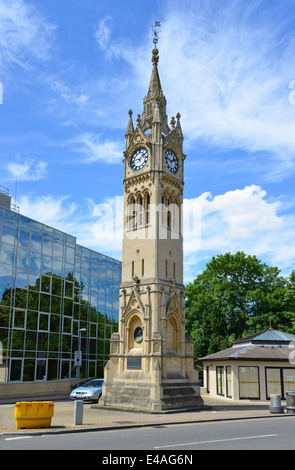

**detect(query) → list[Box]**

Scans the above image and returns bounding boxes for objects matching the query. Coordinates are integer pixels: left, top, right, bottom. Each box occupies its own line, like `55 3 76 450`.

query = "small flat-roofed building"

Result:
200 329 295 401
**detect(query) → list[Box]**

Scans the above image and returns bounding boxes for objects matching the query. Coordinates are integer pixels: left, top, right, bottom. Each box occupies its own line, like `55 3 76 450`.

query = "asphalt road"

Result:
1 415 295 452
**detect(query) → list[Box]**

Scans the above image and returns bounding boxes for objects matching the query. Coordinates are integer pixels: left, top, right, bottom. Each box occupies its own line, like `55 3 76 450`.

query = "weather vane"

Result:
152 21 161 47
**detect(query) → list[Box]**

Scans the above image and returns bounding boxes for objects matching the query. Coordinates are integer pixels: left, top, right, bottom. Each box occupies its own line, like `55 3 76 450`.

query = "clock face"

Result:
165 149 179 174
130 147 148 171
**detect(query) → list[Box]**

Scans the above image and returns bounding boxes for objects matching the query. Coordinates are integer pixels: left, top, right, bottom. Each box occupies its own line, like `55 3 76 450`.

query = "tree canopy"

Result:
185 251 295 369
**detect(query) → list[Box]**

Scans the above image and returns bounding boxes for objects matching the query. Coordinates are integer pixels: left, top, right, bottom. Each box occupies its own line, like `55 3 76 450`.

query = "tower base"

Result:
98 354 206 414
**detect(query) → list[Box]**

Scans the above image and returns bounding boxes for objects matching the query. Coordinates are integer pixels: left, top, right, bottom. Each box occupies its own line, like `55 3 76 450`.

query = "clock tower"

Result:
100 28 204 412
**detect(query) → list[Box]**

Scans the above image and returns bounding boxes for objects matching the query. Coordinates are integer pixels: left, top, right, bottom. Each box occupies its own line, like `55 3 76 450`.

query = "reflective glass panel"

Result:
39 313 49 331
15 269 28 288
31 233 42 253
53 230 64 242
43 226 53 239
19 216 31 231
0 263 12 285
51 277 62 296
41 275 51 293
13 309 26 329
26 311 38 330
3 208 16 225
23 359 35 381
66 246 75 264
30 253 41 272
41 256 52 273
1 223 15 244
18 229 30 249
40 293 50 312
17 248 29 269
65 234 75 247
31 220 43 235
52 258 63 277
0 242 14 265
43 238 53 257
53 242 63 259
10 359 22 381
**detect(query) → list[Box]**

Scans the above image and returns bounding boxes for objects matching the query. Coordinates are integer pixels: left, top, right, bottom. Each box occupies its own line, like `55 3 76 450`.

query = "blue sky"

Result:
1 0 295 282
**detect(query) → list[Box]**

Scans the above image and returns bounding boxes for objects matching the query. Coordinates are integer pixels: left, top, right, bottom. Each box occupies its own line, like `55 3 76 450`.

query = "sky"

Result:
1 0 295 283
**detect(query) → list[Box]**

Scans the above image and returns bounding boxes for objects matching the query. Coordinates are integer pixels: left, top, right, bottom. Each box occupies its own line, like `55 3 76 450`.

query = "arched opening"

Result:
128 314 143 350
127 196 137 231
138 194 143 227
145 192 150 225
166 315 179 353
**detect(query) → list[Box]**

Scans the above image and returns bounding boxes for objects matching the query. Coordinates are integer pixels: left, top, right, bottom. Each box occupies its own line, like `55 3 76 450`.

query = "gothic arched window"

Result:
167 197 172 229
138 195 143 227
145 193 150 225
127 196 137 230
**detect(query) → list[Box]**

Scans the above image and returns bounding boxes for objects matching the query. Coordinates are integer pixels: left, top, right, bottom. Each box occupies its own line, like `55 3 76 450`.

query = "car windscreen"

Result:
82 380 103 387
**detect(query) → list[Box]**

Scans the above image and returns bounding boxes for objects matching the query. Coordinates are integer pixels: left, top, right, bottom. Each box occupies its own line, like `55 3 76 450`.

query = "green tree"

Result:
185 252 295 369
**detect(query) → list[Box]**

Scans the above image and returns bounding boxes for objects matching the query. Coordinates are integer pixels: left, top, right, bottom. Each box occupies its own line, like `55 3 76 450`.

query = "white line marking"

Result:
154 434 278 449
5 436 32 441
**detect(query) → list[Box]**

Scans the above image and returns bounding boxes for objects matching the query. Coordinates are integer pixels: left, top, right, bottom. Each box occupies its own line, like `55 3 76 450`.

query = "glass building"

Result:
0 188 121 384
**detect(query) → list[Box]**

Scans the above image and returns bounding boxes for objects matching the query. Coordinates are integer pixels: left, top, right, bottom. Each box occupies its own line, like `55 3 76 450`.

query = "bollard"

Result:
269 394 284 414
74 400 84 425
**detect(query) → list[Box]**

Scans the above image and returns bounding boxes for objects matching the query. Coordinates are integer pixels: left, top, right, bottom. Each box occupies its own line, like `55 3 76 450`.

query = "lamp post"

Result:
76 328 86 387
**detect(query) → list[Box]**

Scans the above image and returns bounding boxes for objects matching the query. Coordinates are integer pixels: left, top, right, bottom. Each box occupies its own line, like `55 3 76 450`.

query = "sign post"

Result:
74 350 82 387
75 328 86 387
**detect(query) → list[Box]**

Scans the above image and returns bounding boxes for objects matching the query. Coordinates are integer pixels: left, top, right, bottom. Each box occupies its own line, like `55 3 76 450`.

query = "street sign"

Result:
74 350 82 367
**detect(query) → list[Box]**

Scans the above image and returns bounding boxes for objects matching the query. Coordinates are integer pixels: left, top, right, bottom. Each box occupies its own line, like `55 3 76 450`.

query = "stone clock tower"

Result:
100 30 204 413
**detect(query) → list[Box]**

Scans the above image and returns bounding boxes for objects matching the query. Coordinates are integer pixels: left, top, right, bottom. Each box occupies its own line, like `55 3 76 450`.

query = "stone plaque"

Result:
127 356 142 370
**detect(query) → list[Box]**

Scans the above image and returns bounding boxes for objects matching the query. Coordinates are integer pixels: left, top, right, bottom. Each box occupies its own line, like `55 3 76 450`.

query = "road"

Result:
1 416 295 452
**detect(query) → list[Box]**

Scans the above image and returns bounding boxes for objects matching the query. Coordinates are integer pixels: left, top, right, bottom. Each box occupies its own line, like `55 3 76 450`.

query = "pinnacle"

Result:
148 49 161 96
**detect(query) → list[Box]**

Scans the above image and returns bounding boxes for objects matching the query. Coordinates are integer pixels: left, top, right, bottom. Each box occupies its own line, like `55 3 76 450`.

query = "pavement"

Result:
0 393 292 436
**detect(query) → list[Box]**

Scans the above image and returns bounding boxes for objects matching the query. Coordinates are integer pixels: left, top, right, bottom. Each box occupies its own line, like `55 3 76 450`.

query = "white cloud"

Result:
0 0 56 69
94 16 113 51
137 1 295 180
183 185 295 281
69 132 123 164
49 80 89 105
18 194 75 228
94 15 134 62
7 158 48 181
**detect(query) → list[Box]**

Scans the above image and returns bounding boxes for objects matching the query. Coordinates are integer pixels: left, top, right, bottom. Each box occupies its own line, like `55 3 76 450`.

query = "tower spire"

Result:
142 21 169 134
148 21 162 96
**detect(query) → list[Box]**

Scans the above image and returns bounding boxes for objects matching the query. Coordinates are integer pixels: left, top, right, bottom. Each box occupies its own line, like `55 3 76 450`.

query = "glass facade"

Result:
0 205 121 383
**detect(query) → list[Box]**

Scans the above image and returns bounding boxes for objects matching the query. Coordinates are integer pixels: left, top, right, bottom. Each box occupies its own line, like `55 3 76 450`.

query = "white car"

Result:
70 379 104 403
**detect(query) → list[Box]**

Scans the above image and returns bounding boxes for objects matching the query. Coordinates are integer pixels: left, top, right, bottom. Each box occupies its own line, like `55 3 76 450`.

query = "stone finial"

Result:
176 112 183 138
125 109 134 137
151 48 159 66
